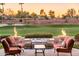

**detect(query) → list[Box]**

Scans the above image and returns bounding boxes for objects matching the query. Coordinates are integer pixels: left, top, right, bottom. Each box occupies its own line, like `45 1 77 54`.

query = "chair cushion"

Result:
63 36 71 48
17 43 25 48
61 41 66 47
9 47 21 54
9 47 20 51
56 47 71 52
53 44 63 49
6 36 16 44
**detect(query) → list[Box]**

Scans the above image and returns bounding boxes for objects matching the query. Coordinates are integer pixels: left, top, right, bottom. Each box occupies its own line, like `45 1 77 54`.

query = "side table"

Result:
34 45 45 56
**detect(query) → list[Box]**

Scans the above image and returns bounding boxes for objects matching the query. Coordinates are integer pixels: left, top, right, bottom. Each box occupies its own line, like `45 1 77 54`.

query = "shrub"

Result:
73 44 79 49
0 44 3 49
45 43 53 49
75 34 79 41
0 16 2 20
24 43 33 49
25 33 53 38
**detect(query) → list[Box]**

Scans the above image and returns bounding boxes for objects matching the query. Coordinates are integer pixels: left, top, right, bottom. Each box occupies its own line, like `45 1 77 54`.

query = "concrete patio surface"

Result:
0 48 79 56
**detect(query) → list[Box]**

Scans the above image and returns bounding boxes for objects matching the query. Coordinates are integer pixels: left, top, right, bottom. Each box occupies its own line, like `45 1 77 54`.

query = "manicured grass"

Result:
0 24 79 36
1 24 79 49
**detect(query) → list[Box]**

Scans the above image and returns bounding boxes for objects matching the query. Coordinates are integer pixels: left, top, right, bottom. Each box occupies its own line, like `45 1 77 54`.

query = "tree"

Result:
0 8 3 14
16 10 29 18
19 3 24 12
77 10 79 18
40 9 48 19
78 10 79 15
62 8 76 19
49 10 55 18
7 9 15 16
62 14 68 23
62 14 66 19
0 3 5 13
31 12 38 20
25 12 32 18
70 8 76 17
66 8 76 17
6 9 15 20
40 9 46 17
75 15 79 19
0 3 5 20
62 13 69 19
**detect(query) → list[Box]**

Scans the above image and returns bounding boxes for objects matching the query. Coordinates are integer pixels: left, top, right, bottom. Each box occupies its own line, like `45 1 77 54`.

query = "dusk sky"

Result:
0 3 79 17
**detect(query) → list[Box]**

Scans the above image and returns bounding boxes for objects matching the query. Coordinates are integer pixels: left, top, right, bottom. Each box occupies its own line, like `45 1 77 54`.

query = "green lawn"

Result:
1 24 79 49
0 24 79 36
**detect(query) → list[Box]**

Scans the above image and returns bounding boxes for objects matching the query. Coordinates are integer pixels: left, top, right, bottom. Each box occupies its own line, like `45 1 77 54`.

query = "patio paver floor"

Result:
0 48 79 56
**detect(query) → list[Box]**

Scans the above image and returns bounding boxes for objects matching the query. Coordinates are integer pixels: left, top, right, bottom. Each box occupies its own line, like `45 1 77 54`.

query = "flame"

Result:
13 26 18 37
61 28 66 36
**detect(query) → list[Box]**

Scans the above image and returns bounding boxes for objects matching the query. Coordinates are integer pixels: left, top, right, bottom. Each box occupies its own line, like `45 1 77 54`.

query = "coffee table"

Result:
34 45 45 56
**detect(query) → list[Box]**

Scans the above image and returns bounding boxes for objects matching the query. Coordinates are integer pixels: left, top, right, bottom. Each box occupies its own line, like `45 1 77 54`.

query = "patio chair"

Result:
53 36 70 53
6 36 25 52
0 35 10 42
1 39 21 56
55 39 74 56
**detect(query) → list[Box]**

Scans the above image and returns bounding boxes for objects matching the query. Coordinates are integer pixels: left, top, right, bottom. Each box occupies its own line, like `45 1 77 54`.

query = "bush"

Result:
45 43 53 49
0 16 2 20
24 43 33 49
75 34 79 41
25 33 53 38
73 44 79 49
0 43 3 49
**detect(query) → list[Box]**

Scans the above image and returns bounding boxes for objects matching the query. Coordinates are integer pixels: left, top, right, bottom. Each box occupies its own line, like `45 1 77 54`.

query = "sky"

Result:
0 3 79 17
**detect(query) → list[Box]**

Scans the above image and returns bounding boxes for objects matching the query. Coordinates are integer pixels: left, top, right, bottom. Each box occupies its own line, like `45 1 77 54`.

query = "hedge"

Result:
25 33 53 38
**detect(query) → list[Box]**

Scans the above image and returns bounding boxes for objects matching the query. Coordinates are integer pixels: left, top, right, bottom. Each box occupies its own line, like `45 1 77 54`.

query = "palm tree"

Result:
39 9 48 19
0 8 3 14
7 8 15 20
0 3 5 13
49 10 55 18
31 12 38 20
19 3 24 12
67 8 76 18
40 9 46 17
70 8 76 17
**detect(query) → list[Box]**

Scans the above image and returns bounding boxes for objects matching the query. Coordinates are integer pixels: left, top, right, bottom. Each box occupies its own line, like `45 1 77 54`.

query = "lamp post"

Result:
19 3 24 22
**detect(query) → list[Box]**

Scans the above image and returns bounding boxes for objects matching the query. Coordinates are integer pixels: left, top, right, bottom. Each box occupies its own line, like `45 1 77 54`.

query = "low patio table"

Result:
34 45 45 56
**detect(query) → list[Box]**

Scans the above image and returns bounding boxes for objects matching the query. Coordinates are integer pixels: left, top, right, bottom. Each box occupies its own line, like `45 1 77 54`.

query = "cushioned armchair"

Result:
1 39 21 56
6 36 25 52
55 39 74 56
6 36 25 48
53 37 71 53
